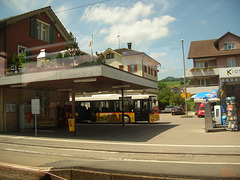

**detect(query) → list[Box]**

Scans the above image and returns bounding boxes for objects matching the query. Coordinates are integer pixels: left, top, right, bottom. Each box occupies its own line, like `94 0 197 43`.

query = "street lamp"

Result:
181 39 188 116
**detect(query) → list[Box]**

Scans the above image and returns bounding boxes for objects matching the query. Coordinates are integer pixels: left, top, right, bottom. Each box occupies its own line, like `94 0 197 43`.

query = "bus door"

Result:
134 100 149 121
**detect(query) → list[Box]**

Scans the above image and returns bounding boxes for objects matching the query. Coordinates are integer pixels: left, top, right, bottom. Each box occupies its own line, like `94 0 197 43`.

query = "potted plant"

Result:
190 67 196 72
203 67 208 71
208 66 213 71
195 68 201 72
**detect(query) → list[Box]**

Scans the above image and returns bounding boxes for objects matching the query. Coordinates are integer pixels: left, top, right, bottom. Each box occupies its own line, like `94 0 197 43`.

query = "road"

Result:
0 113 240 179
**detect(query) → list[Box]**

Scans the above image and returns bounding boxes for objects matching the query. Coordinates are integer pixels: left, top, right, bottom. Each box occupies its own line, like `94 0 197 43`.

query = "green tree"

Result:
65 32 81 57
18 54 27 68
56 52 63 59
96 51 106 64
158 82 173 110
8 53 28 71
169 93 185 107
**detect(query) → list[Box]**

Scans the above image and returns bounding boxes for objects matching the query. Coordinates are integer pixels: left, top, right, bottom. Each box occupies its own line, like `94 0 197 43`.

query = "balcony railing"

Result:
186 66 219 78
4 55 99 77
187 85 219 94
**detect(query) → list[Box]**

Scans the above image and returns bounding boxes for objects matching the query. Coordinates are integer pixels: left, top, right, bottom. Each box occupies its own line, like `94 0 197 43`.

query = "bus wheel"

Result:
124 115 130 124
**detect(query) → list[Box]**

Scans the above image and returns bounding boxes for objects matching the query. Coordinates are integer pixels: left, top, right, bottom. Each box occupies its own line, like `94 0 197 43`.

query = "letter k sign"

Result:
227 69 232 76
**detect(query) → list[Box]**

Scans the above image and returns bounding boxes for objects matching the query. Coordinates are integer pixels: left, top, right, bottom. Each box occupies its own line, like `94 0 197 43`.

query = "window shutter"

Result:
134 64 137 72
49 26 55 44
128 65 130 72
30 18 37 38
119 65 124 70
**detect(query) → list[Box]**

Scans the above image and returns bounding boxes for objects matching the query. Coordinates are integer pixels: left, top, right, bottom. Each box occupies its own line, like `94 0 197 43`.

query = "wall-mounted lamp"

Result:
112 85 130 89
10 84 27 88
74 78 97 83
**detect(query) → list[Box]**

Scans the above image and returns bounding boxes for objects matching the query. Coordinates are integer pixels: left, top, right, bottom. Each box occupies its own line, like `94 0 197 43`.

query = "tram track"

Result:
1 141 240 164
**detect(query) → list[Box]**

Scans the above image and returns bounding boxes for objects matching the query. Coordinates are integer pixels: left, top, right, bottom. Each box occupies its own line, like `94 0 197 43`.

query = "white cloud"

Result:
200 20 206 25
2 0 53 13
145 0 170 12
149 52 167 64
81 1 176 48
158 68 172 73
107 15 175 46
55 4 73 29
150 52 167 59
82 1 153 25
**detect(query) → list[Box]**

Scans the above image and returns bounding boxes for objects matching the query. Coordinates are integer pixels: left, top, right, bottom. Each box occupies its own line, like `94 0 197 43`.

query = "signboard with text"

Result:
219 67 240 78
31 99 40 115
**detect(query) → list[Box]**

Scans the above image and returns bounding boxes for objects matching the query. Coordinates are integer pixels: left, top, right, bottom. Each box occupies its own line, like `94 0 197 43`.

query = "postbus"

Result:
74 94 159 123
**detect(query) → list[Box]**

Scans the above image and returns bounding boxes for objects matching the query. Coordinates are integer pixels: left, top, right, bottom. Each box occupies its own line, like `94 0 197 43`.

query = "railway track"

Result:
1 141 240 164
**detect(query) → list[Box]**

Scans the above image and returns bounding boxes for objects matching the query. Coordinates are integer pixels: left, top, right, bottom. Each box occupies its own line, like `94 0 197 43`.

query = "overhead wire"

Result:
55 0 110 13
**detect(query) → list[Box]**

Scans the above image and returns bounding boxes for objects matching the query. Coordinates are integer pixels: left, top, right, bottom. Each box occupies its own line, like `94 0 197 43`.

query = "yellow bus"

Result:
74 94 159 123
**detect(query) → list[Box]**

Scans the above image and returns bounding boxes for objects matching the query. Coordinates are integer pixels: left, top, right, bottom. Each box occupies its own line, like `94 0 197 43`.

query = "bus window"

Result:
142 100 149 112
135 100 141 112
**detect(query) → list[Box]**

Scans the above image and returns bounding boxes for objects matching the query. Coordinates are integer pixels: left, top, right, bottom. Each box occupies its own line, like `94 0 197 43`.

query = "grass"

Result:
163 81 183 88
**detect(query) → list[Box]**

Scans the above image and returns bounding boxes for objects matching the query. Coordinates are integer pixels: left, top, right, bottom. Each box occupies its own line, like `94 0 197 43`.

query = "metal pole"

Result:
121 88 125 127
181 39 188 116
72 91 76 136
35 114 37 137
91 34 93 61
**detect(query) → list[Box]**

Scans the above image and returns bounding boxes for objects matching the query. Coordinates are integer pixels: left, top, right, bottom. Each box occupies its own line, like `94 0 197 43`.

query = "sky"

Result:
0 0 240 80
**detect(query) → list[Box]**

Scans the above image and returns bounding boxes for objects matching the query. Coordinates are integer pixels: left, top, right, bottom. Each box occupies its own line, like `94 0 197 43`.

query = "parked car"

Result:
172 106 184 115
197 103 205 117
164 105 173 113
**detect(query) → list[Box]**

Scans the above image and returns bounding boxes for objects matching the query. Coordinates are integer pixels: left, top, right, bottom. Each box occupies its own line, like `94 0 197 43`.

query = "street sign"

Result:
31 99 40 114
181 92 191 98
31 99 40 136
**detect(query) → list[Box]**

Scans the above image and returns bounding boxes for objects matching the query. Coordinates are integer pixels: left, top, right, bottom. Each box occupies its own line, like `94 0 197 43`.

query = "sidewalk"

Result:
1 114 240 179
6 113 240 146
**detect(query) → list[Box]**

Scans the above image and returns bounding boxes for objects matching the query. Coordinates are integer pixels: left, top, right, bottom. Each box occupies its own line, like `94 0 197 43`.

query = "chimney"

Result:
127 42 132 50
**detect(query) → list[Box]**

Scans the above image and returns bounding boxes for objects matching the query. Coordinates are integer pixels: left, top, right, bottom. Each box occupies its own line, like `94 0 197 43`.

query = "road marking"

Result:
1 135 240 148
1 147 240 165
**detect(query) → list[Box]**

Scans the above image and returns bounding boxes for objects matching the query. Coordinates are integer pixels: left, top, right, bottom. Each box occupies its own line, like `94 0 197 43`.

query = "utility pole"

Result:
181 39 188 116
89 34 93 61
117 29 121 49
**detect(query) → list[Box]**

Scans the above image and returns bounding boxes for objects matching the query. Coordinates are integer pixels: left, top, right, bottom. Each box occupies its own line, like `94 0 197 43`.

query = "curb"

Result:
50 168 230 180
0 164 66 180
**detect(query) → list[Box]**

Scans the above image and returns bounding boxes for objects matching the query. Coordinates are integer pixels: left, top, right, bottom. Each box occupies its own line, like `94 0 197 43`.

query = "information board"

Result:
31 99 40 115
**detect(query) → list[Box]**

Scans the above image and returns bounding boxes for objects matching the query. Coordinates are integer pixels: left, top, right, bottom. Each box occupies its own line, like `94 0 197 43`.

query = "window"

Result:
119 65 124 70
18 45 27 56
106 53 115 59
148 66 150 74
224 42 236 50
154 70 157 77
37 20 50 42
227 58 236 67
128 64 137 72
197 78 210 86
196 61 208 68
30 18 55 43
144 65 147 73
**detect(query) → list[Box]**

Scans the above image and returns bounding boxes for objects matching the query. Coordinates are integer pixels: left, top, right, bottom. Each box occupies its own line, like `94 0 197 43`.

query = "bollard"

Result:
68 118 75 132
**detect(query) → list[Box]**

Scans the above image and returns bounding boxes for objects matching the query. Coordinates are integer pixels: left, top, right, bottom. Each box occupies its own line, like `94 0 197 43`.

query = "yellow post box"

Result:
68 119 75 132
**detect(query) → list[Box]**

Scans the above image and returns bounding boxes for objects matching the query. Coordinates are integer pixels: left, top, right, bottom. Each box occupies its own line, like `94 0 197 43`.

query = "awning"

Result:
221 77 240 83
0 64 158 93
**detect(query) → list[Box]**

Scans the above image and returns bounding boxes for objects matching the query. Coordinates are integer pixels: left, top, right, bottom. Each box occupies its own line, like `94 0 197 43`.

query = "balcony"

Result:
186 67 219 78
187 85 219 95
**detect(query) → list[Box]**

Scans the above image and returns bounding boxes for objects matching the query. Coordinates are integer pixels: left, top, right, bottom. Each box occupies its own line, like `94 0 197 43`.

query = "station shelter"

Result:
0 63 158 133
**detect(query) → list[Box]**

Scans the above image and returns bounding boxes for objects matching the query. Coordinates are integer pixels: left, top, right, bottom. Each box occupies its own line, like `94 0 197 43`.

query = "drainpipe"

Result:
142 54 145 78
71 91 76 136
0 88 3 132
121 88 124 127
3 88 6 132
